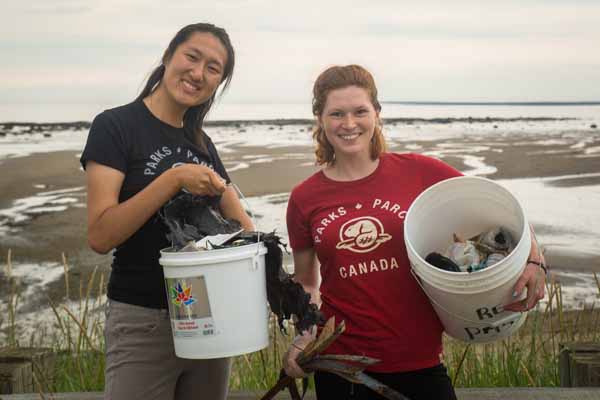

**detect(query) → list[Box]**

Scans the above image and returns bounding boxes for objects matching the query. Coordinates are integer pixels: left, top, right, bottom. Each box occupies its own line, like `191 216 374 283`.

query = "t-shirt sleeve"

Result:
286 191 313 250
206 136 231 184
414 153 463 189
80 111 128 173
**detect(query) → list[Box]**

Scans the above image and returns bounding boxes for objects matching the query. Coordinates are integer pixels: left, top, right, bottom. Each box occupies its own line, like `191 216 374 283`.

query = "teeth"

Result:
339 133 359 140
183 80 200 91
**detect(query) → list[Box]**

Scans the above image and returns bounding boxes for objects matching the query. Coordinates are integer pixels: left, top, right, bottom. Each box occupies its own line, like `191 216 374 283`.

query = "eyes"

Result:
328 108 371 118
185 53 223 75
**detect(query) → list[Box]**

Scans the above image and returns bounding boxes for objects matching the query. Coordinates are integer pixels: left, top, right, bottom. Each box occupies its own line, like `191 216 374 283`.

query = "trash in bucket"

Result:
161 192 245 250
161 241 269 358
426 227 516 273
159 187 323 358
405 176 531 343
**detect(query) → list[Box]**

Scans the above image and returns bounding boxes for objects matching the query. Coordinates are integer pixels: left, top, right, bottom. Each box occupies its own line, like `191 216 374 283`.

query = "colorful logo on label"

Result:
336 216 392 253
170 282 196 307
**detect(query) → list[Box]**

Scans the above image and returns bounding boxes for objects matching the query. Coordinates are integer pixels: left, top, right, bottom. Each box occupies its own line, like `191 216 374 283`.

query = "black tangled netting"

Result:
160 193 324 334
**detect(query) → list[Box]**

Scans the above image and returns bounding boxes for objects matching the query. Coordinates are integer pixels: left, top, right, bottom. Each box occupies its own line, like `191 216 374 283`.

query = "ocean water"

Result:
1 101 600 123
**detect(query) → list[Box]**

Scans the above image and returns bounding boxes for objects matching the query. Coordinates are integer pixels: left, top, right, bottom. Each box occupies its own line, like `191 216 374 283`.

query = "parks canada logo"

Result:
335 216 392 253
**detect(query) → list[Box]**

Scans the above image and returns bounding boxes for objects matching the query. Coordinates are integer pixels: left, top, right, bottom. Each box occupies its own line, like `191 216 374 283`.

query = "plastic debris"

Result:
485 252 506 268
196 229 244 250
472 227 515 255
445 233 481 272
425 227 515 273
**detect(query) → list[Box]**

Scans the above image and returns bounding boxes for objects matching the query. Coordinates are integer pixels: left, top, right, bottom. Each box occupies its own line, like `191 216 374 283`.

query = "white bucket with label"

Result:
404 176 531 343
160 242 269 358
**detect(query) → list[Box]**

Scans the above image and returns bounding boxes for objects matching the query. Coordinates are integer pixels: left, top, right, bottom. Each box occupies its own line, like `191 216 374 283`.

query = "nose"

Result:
189 62 205 82
341 114 357 129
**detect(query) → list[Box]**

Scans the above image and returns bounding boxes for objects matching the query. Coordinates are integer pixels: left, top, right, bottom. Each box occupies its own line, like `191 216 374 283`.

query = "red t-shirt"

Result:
286 152 462 372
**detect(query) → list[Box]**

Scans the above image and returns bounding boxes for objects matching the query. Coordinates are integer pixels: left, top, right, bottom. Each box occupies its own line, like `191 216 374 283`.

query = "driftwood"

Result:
260 318 410 400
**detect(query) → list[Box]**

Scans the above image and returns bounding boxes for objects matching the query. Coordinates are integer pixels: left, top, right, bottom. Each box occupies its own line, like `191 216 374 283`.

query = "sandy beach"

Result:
1 120 599 325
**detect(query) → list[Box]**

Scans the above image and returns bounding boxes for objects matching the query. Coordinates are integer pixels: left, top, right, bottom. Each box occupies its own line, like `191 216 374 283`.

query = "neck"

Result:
325 153 380 182
144 85 187 128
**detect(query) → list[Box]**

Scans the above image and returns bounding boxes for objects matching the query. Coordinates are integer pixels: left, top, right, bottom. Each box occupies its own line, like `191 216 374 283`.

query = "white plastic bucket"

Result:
404 176 531 343
159 242 269 358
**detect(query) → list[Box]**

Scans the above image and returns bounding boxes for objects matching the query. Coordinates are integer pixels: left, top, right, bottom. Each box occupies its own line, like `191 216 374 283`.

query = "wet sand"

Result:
1 131 600 301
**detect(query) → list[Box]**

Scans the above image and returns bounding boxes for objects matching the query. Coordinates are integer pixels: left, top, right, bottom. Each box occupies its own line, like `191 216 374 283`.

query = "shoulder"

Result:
201 130 217 150
289 170 325 202
382 151 433 163
90 101 143 132
383 151 456 171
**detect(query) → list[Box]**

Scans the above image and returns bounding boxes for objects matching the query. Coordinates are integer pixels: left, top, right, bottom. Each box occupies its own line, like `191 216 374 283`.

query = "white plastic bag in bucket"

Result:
404 176 531 343
160 242 269 358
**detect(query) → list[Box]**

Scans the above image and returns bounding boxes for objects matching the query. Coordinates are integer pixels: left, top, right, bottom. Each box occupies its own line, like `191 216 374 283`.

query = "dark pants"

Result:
314 364 457 400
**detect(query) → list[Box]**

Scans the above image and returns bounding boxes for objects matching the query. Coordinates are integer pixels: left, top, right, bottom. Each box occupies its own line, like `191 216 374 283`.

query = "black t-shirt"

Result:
80 99 230 308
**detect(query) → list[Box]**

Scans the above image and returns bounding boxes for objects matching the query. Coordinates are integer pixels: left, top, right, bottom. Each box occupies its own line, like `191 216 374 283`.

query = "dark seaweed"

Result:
161 193 241 249
161 195 324 334
219 232 324 334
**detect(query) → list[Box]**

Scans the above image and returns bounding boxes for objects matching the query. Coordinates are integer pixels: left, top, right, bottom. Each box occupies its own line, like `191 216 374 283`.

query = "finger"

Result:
283 353 306 378
525 279 538 310
504 299 527 312
203 179 221 196
288 363 306 378
209 172 227 193
511 273 529 301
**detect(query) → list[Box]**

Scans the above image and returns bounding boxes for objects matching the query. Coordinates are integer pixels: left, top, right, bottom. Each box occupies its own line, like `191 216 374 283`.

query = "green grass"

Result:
1 250 599 393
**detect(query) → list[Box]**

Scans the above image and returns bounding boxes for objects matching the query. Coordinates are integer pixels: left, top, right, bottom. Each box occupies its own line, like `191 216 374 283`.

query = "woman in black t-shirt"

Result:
80 23 252 400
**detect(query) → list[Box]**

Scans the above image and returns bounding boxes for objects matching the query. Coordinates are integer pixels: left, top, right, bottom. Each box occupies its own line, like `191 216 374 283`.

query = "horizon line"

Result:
381 101 600 106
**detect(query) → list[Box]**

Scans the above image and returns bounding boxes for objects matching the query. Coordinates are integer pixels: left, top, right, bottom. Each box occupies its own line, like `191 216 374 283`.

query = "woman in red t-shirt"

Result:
283 65 546 400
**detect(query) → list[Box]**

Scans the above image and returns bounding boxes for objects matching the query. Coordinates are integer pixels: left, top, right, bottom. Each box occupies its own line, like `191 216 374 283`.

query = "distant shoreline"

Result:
0 116 577 134
383 101 600 106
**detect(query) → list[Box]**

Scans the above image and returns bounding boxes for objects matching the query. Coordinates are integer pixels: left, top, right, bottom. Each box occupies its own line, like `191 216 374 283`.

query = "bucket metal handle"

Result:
252 255 261 271
409 267 525 326
229 182 261 255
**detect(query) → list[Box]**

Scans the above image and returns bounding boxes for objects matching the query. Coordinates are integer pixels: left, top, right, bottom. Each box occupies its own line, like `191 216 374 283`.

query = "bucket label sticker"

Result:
165 276 217 338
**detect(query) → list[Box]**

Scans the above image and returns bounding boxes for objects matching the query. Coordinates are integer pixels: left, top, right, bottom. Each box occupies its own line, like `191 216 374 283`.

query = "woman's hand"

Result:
282 326 317 378
504 263 546 312
174 164 227 196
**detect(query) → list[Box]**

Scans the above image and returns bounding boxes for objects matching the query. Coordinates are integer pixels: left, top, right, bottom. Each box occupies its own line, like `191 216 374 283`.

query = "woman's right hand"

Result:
173 164 227 196
283 326 317 378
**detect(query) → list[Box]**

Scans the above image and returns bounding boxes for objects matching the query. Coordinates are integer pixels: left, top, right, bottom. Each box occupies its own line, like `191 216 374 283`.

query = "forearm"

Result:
299 281 321 307
88 169 181 253
219 186 254 231
292 248 322 307
528 225 545 264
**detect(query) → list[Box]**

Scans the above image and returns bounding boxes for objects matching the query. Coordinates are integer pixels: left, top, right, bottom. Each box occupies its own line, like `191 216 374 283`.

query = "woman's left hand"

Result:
504 263 546 312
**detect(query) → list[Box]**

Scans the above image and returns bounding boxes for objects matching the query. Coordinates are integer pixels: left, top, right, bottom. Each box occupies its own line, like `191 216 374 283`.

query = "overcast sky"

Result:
2 0 600 109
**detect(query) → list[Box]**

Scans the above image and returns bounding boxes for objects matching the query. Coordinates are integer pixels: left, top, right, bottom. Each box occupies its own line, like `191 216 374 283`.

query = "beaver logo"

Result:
336 216 392 253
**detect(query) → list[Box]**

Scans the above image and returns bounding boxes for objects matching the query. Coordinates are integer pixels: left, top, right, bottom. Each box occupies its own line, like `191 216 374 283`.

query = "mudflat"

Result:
1 129 599 295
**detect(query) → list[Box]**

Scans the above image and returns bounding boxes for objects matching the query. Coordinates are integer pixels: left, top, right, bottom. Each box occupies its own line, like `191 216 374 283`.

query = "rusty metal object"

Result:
260 317 410 400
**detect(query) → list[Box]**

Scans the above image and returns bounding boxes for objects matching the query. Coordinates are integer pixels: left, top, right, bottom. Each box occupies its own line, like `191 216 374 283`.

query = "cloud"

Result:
1 0 599 106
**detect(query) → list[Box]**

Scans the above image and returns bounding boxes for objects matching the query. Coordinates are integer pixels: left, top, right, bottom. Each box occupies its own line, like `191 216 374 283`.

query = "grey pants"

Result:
104 300 231 400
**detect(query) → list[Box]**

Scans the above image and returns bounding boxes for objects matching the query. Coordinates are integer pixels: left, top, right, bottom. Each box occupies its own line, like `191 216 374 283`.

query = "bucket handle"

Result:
409 267 524 326
229 182 261 256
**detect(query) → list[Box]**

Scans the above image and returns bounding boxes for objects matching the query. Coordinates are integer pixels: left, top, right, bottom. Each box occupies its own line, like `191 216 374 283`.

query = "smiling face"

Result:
160 31 228 110
319 86 379 161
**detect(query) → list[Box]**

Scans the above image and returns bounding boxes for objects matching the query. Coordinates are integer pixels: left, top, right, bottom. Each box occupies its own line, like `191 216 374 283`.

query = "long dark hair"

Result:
137 23 235 152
